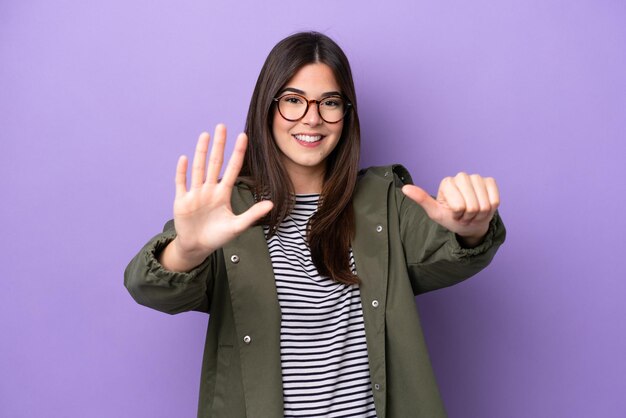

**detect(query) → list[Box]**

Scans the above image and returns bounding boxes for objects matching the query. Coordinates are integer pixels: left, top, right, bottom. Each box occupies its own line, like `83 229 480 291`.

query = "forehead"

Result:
283 63 340 94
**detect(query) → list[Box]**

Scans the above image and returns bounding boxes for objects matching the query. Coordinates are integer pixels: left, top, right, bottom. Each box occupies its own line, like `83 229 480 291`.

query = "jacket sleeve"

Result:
123 220 217 314
394 172 507 295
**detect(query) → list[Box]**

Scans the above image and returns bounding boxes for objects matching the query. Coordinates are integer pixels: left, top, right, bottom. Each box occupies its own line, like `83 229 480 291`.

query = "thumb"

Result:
234 200 274 233
402 185 441 221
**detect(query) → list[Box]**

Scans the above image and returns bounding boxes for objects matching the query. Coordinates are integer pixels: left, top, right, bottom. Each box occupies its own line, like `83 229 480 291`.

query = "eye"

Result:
322 97 343 108
282 95 304 104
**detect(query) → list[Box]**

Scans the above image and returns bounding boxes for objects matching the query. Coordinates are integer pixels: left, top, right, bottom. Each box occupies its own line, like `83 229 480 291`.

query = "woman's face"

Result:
272 63 344 184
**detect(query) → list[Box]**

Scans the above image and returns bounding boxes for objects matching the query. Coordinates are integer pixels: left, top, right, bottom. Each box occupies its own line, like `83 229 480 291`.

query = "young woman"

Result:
125 32 506 418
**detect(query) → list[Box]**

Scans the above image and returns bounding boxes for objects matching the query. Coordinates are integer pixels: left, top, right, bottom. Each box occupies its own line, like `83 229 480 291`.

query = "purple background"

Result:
2 1 625 417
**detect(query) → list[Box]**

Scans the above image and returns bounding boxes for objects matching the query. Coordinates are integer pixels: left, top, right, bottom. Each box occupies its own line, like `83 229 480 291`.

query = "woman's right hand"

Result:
159 124 274 272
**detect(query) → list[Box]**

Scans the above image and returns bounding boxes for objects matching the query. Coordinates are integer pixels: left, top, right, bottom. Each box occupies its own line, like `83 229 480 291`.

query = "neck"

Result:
286 166 325 194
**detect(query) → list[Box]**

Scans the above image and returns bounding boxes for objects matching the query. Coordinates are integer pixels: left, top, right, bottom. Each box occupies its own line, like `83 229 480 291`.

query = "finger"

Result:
453 172 480 223
439 176 466 220
469 174 492 222
233 200 274 233
190 132 210 189
402 185 441 222
175 155 188 199
221 132 248 186
485 177 500 210
206 124 227 185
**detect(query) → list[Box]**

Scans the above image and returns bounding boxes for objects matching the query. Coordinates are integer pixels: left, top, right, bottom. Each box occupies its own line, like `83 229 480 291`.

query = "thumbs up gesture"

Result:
402 173 500 248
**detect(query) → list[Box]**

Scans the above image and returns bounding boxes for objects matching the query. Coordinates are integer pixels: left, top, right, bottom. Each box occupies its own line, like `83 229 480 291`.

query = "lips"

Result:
293 134 323 143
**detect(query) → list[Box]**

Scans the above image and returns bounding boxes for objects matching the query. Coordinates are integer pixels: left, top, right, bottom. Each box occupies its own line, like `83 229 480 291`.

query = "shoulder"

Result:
357 164 414 188
354 164 417 217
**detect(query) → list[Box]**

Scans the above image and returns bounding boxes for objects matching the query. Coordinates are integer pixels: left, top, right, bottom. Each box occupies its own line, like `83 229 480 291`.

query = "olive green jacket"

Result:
124 165 506 418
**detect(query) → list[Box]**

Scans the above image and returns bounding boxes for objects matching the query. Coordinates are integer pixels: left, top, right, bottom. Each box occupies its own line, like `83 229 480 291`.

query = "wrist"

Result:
456 225 489 248
159 238 211 272
456 233 485 248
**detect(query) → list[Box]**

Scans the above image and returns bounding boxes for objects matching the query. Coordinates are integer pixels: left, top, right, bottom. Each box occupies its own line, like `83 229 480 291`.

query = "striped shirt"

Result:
264 194 377 418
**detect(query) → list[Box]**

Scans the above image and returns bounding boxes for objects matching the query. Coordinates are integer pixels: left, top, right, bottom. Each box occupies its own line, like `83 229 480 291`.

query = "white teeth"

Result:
294 134 322 143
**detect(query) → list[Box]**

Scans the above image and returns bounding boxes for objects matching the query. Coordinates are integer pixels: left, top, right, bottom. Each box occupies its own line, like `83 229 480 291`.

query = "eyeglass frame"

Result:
272 93 352 124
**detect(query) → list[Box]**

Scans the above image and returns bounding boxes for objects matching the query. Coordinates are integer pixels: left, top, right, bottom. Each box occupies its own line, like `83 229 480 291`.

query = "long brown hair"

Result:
241 31 361 285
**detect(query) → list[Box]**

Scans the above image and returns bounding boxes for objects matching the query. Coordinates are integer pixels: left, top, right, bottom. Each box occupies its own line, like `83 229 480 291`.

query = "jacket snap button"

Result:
372 300 379 308
376 225 383 233
374 383 381 391
243 335 251 344
230 254 240 264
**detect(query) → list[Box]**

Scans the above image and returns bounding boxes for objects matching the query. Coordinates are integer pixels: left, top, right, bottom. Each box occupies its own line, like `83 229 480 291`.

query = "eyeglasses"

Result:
273 93 351 124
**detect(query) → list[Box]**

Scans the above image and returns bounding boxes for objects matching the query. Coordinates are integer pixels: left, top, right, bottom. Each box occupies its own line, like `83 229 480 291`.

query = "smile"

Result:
293 134 323 143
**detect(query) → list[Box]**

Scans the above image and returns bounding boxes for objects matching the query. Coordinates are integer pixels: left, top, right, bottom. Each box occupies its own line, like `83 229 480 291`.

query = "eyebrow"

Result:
279 87 342 97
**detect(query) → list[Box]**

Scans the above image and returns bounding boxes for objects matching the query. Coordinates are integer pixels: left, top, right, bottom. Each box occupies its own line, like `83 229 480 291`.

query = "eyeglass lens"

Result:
276 94 346 123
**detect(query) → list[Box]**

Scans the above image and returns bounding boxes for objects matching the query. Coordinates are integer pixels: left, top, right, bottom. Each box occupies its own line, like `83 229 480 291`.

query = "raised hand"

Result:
402 172 500 248
160 124 273 272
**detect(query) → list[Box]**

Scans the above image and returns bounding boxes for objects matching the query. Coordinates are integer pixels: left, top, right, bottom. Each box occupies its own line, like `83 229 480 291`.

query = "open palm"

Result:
161 125 273 272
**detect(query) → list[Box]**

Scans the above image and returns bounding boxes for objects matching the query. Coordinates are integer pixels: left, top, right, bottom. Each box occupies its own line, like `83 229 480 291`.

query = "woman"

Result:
125 32 506 418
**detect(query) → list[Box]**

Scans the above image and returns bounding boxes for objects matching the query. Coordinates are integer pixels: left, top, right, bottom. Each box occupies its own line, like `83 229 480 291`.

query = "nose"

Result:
302 100 322 126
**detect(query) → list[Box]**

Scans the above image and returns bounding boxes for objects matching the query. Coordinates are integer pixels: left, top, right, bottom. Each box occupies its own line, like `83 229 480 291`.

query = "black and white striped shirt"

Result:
264 194 377 418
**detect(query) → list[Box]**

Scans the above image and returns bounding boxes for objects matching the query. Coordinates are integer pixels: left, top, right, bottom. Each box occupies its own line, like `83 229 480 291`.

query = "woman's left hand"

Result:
402 172 500 248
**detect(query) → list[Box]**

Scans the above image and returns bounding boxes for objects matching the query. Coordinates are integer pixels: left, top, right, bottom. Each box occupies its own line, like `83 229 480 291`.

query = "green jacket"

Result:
124 165 506 418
